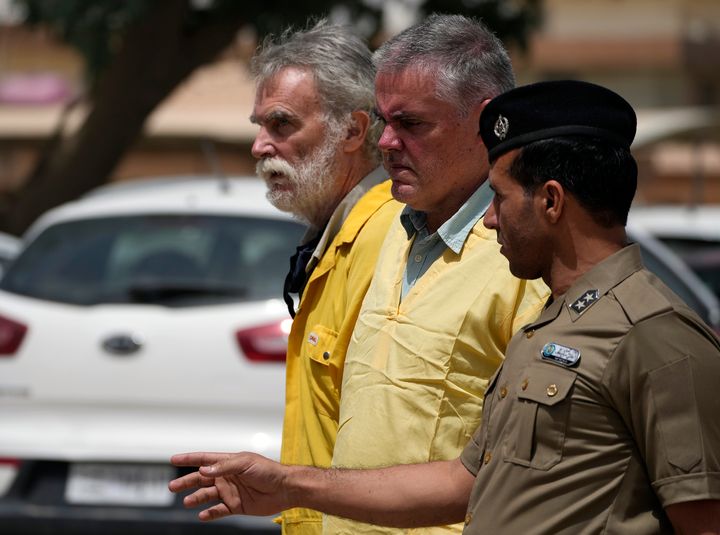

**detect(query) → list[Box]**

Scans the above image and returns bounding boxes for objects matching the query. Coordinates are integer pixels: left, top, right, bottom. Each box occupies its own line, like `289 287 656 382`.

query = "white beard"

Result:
256 123 345 227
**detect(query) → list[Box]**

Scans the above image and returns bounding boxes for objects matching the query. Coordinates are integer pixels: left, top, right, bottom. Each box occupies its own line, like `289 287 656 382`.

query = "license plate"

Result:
65 463 175 506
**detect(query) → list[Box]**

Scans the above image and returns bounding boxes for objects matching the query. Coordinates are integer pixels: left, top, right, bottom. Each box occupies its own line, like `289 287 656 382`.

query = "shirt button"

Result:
500 386 508 398
525 330 534 339
546 383 558 397
414 254 423 263
483 451 492 464
521 378 529 391
323 351 330 360
465 512 473 525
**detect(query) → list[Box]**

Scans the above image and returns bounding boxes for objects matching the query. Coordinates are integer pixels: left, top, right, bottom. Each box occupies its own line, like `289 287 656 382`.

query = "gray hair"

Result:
374 14 515 116
251 19 381 163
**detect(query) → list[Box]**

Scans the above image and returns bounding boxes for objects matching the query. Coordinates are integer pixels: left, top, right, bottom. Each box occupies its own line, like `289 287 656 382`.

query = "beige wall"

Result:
2 2 720 203
518 0 720 108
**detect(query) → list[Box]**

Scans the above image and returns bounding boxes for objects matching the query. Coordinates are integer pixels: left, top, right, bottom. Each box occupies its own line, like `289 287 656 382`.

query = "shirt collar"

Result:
527 243 644 328
563 243 643 318
304 165 387 271
400 180 494 254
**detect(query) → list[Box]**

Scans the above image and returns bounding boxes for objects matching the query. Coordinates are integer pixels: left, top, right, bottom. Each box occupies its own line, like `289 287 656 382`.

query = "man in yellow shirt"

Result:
249 19 400 535
326 14 548 534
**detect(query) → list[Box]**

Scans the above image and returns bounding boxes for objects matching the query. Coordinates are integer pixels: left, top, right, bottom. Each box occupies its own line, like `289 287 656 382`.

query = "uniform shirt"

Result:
327 192 550 535
280 172 402 535
401 181 493 299
461 244 720 534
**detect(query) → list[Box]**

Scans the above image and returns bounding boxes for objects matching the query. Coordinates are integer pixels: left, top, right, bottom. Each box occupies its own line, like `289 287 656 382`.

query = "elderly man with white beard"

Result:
248 19 401 535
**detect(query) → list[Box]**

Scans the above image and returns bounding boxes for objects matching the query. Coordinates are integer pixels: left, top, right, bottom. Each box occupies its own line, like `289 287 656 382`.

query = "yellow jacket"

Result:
280 180 401 535
326 215 550 535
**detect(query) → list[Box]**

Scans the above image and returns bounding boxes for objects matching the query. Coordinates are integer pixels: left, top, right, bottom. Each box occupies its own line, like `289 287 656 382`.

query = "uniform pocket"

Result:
504 362 576 470
303 324 341 420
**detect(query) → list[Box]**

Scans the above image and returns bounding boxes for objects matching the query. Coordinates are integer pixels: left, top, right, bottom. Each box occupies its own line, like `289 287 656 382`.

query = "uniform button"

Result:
465 512 473 525
525 330 534 339
322 351 330 360
483 451 492 464
500 386 508 398
414 254 423 263
521 378 529 391
546 383 558 397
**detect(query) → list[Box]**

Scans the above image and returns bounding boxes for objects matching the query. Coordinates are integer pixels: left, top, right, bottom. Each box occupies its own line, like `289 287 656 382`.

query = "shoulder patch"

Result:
611 272 673 325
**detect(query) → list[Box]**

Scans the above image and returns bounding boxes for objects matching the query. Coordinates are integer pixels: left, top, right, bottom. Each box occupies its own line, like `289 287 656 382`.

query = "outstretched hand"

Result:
169 451 292 521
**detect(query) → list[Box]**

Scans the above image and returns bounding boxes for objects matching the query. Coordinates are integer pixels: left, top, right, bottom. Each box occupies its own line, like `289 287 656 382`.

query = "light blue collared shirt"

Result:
400 180 494 300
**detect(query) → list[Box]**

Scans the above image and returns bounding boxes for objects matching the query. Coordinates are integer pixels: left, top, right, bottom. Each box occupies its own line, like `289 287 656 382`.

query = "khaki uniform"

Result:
461 245 720 534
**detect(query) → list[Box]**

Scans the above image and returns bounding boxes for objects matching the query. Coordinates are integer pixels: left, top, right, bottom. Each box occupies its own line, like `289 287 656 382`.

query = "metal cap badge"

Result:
493 115 509 140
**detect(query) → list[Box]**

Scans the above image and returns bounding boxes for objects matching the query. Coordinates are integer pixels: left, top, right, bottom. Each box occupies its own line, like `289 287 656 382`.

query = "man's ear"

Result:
540 180 565 223
476 98 492 139
343 110 370 153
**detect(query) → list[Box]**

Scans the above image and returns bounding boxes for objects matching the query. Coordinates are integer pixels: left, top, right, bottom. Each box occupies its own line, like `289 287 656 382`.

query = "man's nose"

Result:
251 129 276 160
378 125 402 152
483 203 498 230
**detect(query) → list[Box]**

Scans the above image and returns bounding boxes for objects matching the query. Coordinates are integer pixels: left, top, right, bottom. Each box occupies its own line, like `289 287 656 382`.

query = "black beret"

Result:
480 80 637 163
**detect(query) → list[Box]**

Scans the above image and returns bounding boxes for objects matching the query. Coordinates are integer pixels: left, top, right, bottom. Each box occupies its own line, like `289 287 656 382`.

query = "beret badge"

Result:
493 115 509 140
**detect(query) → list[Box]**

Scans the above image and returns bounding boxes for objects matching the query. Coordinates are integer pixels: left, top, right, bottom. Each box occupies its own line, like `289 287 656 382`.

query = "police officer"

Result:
170 80 720 534
463 79 720 533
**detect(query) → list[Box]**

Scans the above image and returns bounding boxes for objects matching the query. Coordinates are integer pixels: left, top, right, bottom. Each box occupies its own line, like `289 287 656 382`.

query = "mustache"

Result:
383 152 412 169
256 157 296 180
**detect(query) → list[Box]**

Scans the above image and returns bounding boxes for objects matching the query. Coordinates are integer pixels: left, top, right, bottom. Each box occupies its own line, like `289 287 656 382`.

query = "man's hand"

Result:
169 451 292 521
170 453 472 527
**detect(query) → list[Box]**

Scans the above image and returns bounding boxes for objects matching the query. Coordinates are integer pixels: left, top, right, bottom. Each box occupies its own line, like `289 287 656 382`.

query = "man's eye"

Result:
400 118 422 128
267 117 293 134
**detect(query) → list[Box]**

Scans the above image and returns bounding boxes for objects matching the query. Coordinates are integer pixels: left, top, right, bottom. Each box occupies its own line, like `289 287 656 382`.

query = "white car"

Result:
628 205 720 305
627 225 720 332
0 176 304 533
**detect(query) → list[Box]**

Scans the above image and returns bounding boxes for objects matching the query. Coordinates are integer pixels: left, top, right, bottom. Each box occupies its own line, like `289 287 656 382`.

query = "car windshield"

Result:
638 244 708 320
660 238 720 300
0 215 304 307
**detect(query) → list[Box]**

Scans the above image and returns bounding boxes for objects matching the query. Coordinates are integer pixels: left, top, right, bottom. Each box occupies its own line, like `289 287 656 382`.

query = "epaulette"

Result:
611 271 674 325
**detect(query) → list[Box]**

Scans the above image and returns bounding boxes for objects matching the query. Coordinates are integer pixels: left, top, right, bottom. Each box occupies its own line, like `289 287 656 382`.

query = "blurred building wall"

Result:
509 0 720 205
0 0 719 205
0 24 259 196
516 0 720 108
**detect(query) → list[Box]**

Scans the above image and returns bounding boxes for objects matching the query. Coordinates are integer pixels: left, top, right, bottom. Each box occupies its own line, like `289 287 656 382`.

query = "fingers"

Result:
168 470 215 493
199 452 257 478
171 452 228 467
183 485 220 508
199 503 232 521
169 451 234 496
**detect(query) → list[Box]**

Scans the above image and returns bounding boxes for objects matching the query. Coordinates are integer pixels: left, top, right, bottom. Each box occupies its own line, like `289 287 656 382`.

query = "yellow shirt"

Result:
280 180 401 535
327 214 550 535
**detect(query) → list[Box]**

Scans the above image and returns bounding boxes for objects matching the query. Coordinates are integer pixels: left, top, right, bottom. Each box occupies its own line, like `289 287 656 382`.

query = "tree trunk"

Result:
0 0 244 235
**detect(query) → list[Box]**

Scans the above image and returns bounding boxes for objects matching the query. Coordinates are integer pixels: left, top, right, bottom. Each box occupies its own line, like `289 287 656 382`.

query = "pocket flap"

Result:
306 324 339 367
517 362 576 406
